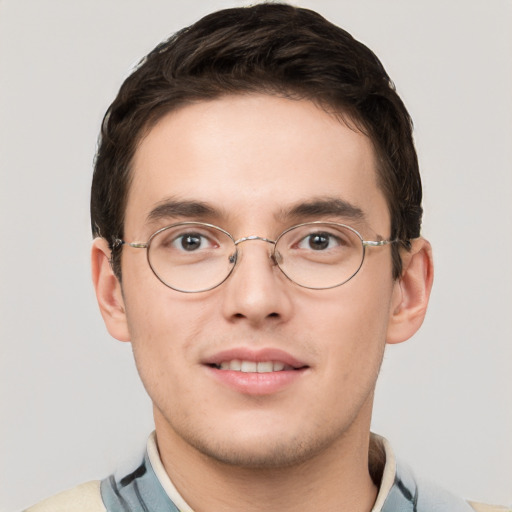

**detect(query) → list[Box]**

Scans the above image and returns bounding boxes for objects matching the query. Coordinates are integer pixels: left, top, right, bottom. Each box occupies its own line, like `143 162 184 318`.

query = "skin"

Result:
92 94 433 512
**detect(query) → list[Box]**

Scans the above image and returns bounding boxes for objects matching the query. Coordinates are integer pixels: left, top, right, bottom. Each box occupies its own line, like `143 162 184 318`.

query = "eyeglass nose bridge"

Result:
234 235 276 245
232 235 281 266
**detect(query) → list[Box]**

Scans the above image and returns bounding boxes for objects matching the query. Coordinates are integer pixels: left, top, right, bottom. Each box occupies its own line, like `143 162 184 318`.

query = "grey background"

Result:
1 0 511 510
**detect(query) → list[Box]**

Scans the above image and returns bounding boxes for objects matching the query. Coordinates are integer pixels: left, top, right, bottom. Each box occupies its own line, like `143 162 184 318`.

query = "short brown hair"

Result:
91 3 422 280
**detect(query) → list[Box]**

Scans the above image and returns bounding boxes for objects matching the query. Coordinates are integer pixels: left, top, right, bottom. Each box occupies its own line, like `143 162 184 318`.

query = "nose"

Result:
220 237 293 327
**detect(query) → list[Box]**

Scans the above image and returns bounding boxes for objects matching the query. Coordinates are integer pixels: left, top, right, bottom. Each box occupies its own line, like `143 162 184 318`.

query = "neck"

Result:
154 412 378 512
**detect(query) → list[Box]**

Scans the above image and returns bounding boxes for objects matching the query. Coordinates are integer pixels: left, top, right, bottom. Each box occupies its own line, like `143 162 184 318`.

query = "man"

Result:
25 3 507 512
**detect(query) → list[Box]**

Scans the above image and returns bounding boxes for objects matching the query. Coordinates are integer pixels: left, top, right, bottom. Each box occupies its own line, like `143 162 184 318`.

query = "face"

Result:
114 94 400 468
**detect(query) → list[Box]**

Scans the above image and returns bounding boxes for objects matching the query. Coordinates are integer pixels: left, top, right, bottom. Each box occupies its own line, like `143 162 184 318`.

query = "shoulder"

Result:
468 502 511 512
383 448 510 512
24 480 106 512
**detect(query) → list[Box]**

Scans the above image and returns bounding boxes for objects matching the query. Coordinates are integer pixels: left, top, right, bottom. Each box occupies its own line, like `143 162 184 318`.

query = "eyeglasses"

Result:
114 221 397 293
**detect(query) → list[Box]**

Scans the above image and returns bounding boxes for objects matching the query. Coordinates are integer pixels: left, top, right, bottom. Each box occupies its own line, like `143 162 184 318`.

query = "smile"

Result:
214 360 294 372
204 349 309 395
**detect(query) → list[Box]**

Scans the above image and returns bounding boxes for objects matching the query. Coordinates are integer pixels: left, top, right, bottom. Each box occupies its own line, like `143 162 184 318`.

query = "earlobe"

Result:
91 238 131 342
386 238 434 344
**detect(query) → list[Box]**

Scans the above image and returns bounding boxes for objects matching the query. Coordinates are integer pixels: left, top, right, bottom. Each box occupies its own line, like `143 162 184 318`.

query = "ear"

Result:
91 237 131 342
386 237 434 344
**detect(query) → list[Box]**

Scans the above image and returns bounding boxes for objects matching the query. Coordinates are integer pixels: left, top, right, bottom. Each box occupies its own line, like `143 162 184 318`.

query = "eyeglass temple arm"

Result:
363 239 412 249
112 239 148 249
363 240 393 247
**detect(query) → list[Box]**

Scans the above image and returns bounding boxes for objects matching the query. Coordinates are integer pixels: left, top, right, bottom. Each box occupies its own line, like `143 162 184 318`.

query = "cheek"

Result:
125 290 202 358
124 293 206 418
120 268 203 385
303 275 393 377
302 273 393 340
121 251 201 343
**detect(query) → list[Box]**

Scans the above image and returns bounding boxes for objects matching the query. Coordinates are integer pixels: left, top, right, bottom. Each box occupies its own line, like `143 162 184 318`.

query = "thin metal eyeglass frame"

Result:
114 221 398 293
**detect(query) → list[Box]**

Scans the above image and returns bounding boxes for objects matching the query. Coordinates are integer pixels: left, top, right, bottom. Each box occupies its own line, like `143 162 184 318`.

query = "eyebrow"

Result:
146 198 220 224
280 197 366 223
145 196 366 226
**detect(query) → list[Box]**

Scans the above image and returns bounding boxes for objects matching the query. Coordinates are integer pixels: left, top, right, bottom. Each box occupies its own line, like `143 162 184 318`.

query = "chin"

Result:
176 418 348 470
195 439 321 469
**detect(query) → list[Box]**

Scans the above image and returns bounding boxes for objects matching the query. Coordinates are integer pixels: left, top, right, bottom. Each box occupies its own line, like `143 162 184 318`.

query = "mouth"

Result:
210 360 300 373
203 348 309 394
203 347 308 373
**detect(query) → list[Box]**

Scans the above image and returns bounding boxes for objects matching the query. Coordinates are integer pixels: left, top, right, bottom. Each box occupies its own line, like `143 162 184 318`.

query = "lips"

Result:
203 347 308 372
202 348 309 395
216 360 292 372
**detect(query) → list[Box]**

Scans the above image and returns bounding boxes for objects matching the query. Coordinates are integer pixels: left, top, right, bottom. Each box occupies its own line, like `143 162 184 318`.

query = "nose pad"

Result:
271 249 283 266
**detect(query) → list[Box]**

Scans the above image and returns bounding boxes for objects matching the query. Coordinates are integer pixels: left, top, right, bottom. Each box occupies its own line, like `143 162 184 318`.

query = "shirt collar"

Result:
147 431 195 512
147 431 397 512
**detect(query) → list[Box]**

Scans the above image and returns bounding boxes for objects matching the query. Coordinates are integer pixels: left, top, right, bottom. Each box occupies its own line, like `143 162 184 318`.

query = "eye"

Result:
297 231 342 251
173 232 213 251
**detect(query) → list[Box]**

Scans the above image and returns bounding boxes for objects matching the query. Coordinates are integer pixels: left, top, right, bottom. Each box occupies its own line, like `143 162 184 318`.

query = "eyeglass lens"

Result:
146 222 365 292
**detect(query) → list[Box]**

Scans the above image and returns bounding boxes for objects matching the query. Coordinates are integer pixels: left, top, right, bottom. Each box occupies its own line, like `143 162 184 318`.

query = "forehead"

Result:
126 94 389 235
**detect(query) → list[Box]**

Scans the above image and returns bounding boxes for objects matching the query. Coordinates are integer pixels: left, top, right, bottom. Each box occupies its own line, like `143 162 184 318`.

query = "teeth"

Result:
217 360 290 372
257 362 273 373
229 360 241 371
241 361 257 372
